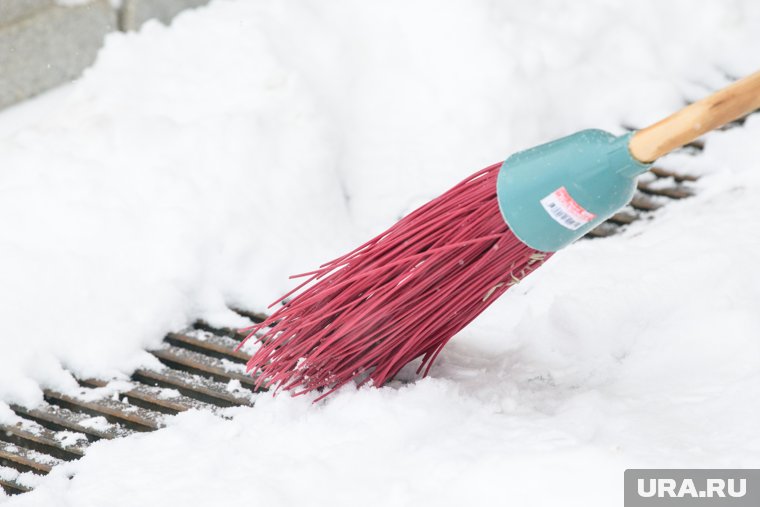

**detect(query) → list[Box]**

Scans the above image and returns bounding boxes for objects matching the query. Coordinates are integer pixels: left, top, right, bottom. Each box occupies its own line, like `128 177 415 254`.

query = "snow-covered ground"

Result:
1 0 759 505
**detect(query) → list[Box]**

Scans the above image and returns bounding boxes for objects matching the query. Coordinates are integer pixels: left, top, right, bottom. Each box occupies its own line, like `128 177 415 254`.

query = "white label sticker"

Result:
540 186 596 230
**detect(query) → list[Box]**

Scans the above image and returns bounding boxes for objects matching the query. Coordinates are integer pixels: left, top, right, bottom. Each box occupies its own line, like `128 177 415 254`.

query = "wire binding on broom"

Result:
239 162 550 400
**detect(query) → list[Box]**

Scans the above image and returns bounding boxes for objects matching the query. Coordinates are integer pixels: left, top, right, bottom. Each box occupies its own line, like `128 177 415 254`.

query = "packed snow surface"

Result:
1 0 759 505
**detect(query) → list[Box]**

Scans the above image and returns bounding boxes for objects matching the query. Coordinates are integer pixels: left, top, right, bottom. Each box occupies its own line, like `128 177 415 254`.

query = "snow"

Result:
52 431 88 449
77 417 112 432
54 0 94 6
1 0 760 504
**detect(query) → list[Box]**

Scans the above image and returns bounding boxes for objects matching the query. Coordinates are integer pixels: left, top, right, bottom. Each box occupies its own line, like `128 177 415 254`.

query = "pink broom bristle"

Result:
240 162 551 400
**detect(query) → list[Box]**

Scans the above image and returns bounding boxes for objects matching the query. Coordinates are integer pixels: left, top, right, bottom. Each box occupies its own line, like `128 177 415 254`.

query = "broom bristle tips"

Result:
242 163 550 399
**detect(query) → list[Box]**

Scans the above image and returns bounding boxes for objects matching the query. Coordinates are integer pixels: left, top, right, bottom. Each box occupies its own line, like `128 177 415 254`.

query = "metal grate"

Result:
0 321 262 495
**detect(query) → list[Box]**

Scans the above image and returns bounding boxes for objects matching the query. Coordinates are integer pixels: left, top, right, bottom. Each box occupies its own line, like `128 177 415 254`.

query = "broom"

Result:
241 70 760 400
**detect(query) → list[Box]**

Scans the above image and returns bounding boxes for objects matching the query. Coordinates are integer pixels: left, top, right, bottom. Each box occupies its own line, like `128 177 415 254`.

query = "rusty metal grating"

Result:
0 316 262 495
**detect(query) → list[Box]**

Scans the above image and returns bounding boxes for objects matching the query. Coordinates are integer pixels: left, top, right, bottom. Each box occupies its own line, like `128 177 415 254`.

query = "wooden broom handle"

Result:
629 70 760 163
